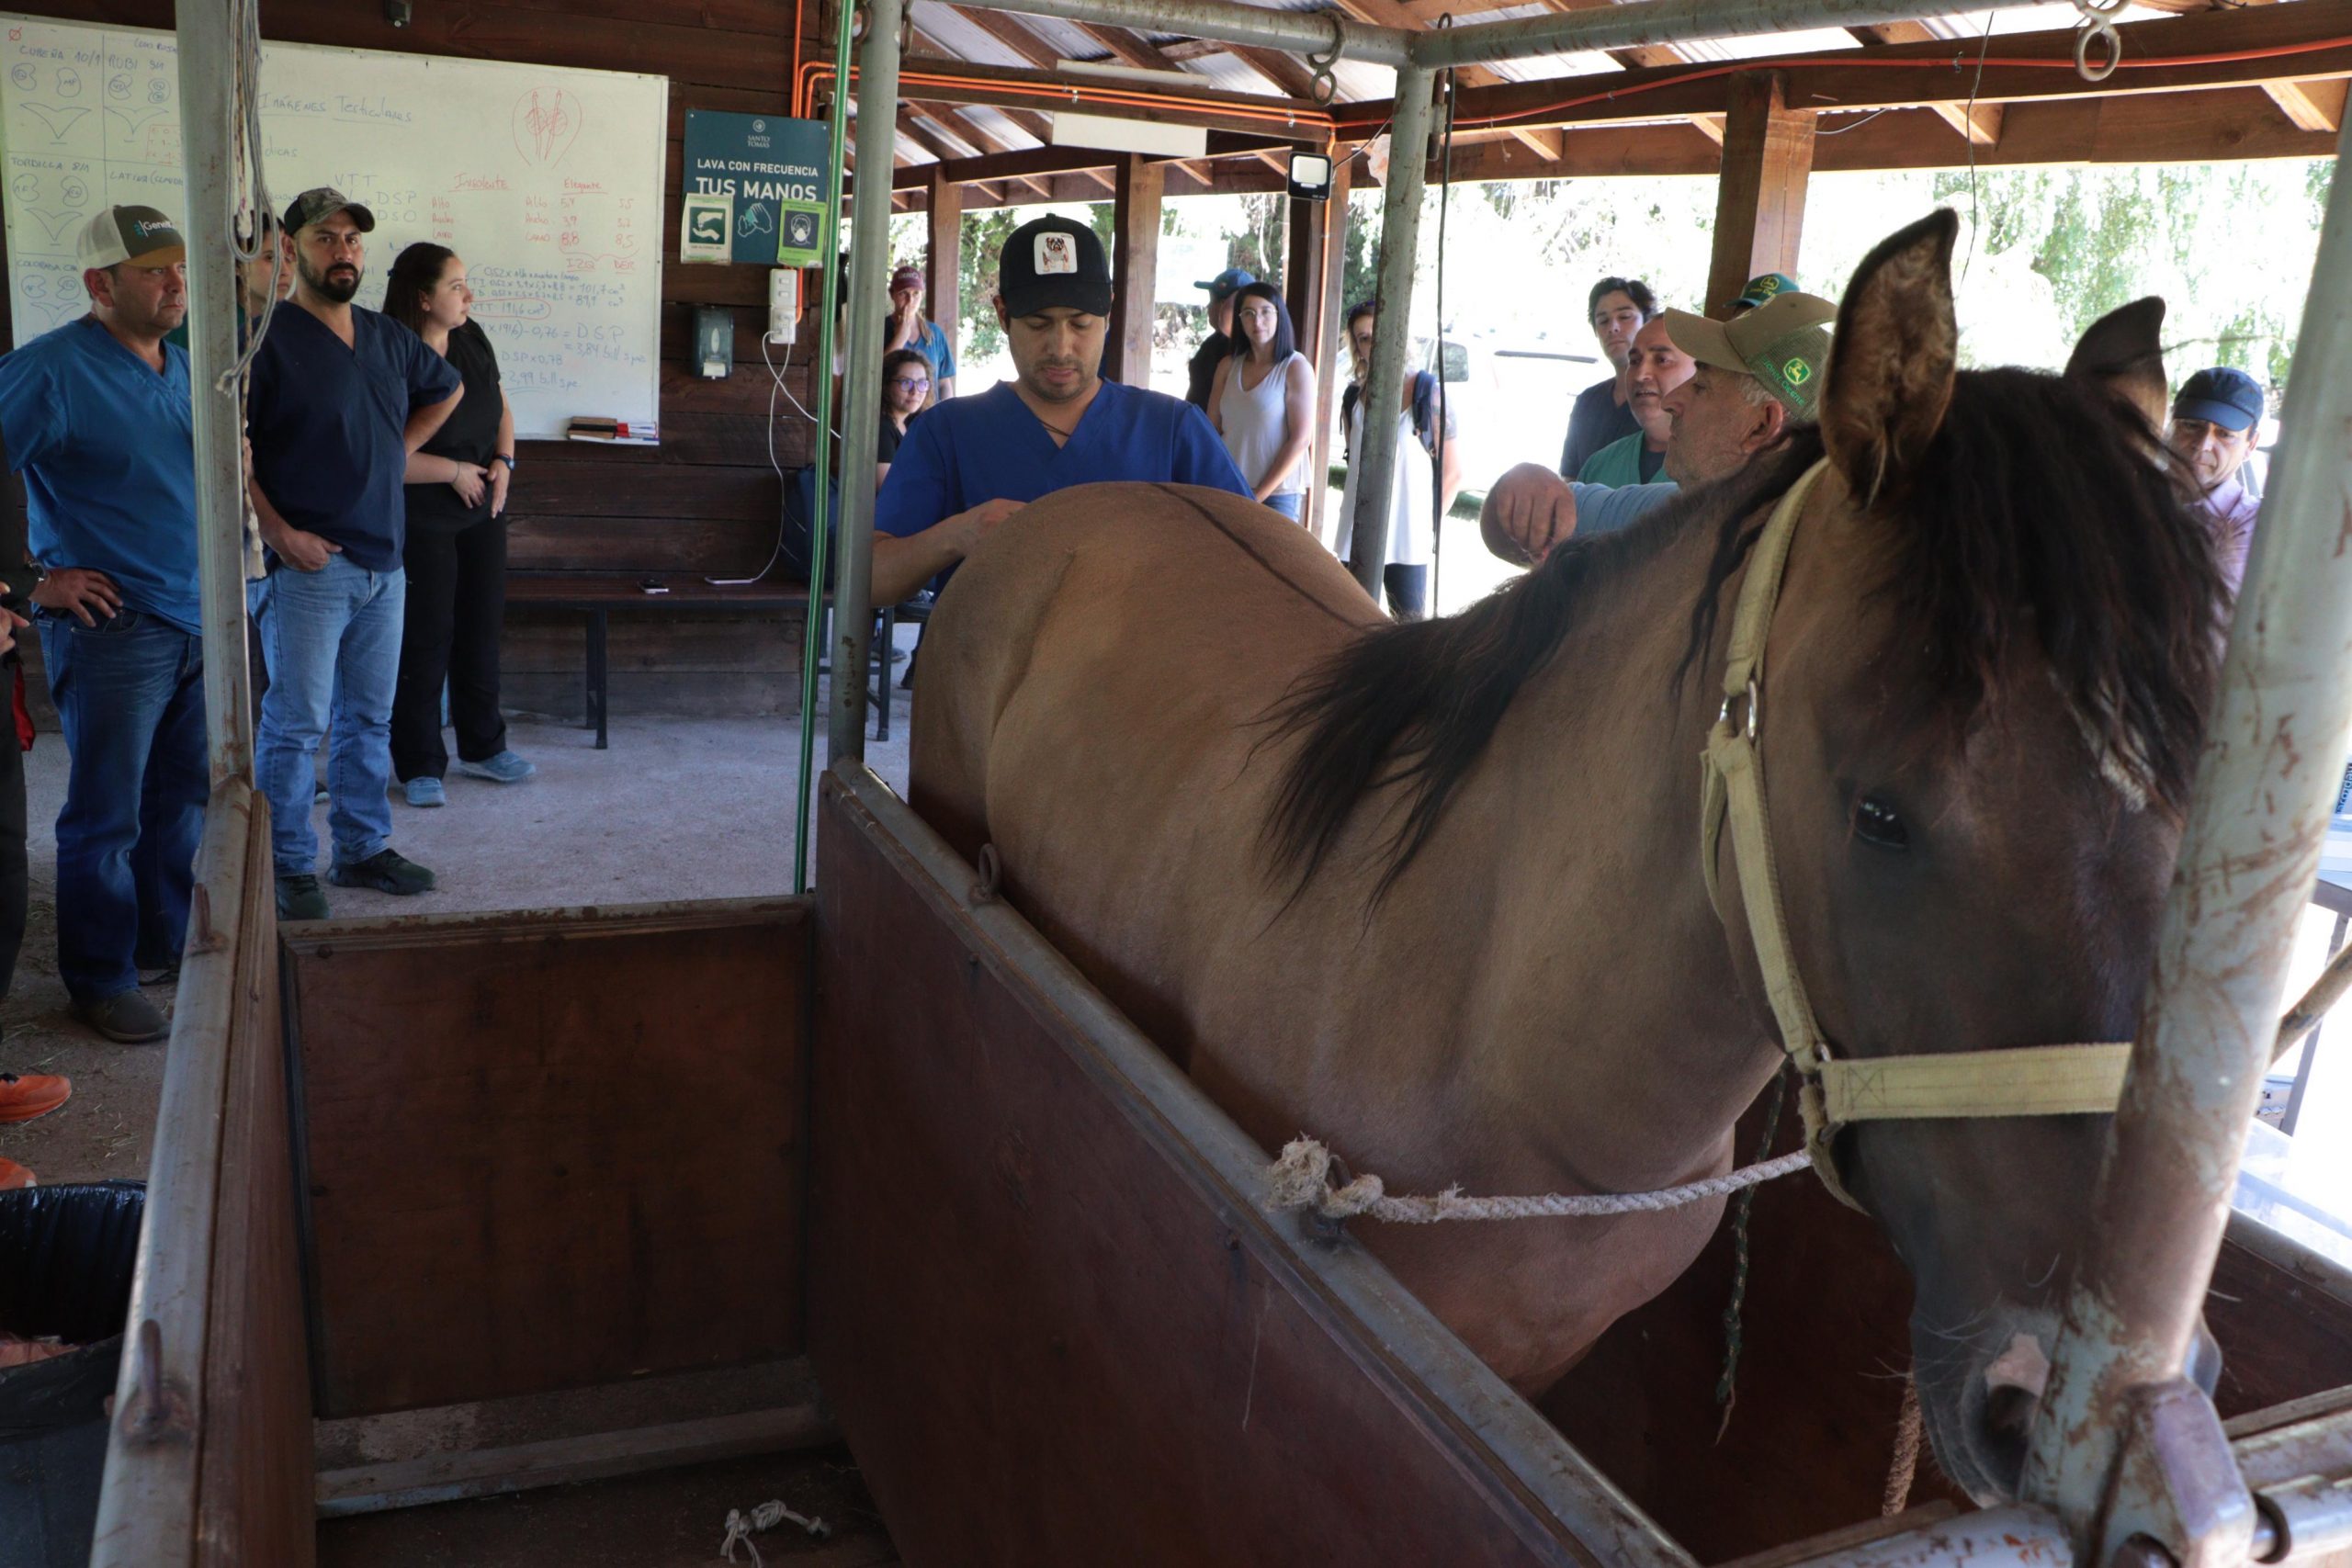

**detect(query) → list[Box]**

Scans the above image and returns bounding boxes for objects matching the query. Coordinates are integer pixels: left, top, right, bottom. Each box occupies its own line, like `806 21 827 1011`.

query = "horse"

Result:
907 211 2225 1506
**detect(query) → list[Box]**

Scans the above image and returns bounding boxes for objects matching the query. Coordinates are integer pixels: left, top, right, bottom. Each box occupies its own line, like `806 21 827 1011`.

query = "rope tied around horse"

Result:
1265 1136 1812 1224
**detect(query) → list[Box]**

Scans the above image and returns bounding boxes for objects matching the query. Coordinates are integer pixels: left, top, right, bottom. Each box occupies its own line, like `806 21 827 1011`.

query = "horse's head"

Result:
1724 213 2225 1504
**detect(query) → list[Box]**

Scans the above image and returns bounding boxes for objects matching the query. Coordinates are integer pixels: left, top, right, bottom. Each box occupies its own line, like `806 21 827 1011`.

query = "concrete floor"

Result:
0 643 914 1190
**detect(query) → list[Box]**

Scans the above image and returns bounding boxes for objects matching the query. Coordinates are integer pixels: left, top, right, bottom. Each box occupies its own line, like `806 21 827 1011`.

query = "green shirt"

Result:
1577 429 1666 488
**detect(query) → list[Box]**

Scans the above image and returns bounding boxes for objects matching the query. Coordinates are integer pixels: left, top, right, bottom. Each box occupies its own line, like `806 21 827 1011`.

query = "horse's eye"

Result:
1854 794 1909 851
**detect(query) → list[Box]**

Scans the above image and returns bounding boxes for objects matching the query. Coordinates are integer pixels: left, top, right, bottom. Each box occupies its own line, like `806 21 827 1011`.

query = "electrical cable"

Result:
707 333 837 587
1430 59 1457 620
1958 9 1997 297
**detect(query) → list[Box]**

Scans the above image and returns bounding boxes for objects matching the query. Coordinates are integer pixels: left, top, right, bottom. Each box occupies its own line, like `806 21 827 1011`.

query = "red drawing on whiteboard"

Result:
513 87 582 166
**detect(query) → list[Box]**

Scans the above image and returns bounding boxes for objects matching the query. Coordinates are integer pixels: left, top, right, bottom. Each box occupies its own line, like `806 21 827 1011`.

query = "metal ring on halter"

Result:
2074 17 2120 82
1305 10 1345 107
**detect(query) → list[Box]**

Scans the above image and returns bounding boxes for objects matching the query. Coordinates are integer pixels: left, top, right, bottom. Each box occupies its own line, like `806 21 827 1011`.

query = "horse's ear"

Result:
1822 209 1960 506
2065 296 2170 439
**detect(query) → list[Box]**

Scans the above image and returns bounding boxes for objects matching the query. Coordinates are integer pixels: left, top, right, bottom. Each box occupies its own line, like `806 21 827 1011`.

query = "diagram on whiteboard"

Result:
512 86 580 167
0 17 666 436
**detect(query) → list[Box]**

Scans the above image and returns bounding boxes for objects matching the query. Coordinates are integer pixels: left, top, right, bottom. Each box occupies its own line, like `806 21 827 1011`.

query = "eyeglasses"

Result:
890 377 931 391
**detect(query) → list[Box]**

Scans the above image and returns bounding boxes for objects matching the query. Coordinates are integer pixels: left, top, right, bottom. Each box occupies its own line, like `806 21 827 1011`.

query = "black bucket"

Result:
0 1181 145 1568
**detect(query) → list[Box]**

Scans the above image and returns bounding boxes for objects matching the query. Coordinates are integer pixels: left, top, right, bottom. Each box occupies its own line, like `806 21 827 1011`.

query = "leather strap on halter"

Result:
1699 458 2131 1211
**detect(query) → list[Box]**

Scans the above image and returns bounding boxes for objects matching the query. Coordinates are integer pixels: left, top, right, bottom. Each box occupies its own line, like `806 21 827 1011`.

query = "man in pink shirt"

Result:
2167 366 2265 595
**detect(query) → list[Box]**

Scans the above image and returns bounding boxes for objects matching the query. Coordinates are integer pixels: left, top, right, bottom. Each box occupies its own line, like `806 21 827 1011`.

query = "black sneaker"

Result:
73 987 168 1044
329 849 436 897
277 874 329 921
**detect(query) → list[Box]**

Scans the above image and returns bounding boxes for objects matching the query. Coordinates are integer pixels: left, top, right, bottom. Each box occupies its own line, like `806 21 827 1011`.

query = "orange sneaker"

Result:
0 1157 35 1190
0 1072 69 1124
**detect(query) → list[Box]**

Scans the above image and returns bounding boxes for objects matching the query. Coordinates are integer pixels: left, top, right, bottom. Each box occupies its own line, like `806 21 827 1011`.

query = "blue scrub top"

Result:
247 304 461 572
876 379 1248 591
0 317 200 635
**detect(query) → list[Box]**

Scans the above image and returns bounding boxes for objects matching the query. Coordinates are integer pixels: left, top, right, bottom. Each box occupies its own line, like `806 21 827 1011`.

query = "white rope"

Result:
1265 1137 1812 1224
718 1498 831 1565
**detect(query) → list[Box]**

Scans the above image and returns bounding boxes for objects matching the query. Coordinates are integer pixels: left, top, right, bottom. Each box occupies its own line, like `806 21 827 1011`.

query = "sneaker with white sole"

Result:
404 776 446 808
456 750 536 784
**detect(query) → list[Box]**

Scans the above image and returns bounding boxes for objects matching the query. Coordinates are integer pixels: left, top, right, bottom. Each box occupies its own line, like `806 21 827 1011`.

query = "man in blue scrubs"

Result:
0 206 198 1043
247 187 462 920
870 215 1248 607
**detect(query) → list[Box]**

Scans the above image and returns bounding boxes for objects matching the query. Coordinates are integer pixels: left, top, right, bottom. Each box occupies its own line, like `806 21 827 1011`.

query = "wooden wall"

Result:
5 0 831 720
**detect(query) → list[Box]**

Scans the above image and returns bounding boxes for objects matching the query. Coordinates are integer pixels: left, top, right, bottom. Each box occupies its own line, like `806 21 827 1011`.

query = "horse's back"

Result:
910 481 1374 866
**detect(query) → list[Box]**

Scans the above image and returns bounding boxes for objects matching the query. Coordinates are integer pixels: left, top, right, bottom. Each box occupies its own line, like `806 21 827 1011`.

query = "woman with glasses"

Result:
876 348 932 492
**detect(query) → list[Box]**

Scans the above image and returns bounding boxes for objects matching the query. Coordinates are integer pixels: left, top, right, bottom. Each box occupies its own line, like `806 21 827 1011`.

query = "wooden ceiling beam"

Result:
2265 78 2349 131
1925 100 2005 145
1073 22 1188 73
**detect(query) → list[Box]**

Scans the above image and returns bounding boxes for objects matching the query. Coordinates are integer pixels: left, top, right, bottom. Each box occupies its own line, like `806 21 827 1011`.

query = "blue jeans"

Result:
254 557 405 877
1265 491 1305 522
38 609 208 1002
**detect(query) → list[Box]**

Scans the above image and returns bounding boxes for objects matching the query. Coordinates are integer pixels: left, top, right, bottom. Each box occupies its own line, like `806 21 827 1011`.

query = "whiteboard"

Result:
0 16 666 437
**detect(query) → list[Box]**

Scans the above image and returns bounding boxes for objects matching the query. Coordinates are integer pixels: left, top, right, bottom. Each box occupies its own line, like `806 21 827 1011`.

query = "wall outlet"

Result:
769 268 799 344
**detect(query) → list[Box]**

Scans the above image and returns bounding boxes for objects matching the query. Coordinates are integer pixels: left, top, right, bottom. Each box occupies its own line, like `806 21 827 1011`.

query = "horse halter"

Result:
1698 458 2132 1211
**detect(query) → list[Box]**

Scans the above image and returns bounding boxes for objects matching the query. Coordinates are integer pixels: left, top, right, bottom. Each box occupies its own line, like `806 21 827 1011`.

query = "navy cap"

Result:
2173 367 2264 434
1195 266 1256 300
999 216 1112 319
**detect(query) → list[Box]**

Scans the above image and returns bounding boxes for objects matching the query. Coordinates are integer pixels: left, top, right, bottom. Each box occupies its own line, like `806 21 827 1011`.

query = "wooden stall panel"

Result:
812 773 1680 1568
1544 1102 2352 1564
285 900 809 1418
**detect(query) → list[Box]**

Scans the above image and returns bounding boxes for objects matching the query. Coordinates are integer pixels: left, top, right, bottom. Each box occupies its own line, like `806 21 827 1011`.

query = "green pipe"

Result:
792 0 857 896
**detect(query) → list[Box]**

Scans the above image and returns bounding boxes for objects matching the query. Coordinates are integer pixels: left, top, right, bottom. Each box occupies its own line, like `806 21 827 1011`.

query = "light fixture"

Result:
1287 150 1332 201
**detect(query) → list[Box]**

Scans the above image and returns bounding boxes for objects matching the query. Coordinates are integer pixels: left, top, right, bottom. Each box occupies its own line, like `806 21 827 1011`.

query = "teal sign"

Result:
683 110 830 265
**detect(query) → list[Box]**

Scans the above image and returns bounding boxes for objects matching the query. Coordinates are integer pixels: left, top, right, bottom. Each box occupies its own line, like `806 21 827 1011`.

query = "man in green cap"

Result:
1482 289 1834 568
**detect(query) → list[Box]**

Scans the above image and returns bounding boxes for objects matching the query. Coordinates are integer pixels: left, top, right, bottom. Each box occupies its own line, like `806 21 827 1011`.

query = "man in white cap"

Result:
1483 289 1835 567
245 186 463 920
0 205 200 1043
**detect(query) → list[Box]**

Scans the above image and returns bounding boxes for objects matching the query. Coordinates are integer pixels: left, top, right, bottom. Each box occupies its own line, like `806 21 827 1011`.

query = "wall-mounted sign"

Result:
684 109 829 265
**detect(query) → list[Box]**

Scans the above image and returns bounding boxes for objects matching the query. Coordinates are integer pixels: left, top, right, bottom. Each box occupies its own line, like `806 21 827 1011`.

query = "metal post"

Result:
1408 0 2044 71
826 0 904 762
1349 68 1434 601
2021 114 2352 1558
175 0 255 785
955 0 1410 66
792 0 857 894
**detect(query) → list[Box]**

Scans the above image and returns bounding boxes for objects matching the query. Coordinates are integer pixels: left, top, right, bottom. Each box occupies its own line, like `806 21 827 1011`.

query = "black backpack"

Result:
1341 369 1442 464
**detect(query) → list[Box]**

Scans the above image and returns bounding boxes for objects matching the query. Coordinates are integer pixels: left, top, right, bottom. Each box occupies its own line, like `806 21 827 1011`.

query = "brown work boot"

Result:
0 1072 70 1123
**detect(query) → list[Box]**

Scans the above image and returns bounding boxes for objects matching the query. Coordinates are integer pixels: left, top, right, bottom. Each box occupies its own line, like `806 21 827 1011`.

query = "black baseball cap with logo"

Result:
281 186 377 235
999 216 1113 320
76 205 185 269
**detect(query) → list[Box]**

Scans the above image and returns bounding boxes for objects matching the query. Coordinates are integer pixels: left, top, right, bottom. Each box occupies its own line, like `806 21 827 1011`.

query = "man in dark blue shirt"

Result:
0 205 197 1043
247 187 462 920
872 216 1248 607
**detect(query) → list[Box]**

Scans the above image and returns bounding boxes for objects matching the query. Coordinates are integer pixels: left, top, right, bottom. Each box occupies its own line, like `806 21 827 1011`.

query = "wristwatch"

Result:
492 454 516 470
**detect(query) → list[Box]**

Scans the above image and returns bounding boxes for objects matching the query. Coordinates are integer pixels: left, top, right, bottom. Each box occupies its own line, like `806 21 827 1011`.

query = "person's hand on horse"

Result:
32 568 122 626
951 496 1025 559
1481 463 1577 568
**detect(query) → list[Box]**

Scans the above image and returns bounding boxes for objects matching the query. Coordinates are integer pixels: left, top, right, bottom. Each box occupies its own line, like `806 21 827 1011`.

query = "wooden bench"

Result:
503 573 811 749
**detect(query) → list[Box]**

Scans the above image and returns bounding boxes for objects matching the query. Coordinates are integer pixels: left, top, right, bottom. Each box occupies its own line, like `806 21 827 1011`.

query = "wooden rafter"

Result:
938 106 1060 199
952 5 1069 70
1073 21 1188 73
2266 77 2350 131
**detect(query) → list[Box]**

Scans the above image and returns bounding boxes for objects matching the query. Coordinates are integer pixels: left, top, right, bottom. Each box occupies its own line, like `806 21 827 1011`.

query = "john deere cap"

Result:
75 206 185 270
280 186 377 235
999 215 1112 319
1659 290 1838 420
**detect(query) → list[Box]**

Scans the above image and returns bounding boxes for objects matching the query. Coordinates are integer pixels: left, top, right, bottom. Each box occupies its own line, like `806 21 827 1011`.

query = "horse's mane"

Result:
1263 367 2224 899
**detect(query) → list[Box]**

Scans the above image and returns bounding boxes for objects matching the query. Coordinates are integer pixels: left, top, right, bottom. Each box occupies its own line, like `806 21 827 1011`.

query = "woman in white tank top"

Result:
1208 283 1317 523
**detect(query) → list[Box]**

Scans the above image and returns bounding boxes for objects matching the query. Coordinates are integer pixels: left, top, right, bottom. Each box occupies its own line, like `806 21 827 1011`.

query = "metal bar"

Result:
1349 68 1435 600
827 0 903 761
176 0 254 787
794 0 857 893
1775 1504 2073 1568
2021 111 2352 1554
1409 0 2048 71
954 0 1411 67
2279 912 2346 1134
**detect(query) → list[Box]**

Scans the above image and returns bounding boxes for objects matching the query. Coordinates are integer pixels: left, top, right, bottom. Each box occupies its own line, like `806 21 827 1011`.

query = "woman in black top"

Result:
876 347 929 492
384 243 534 807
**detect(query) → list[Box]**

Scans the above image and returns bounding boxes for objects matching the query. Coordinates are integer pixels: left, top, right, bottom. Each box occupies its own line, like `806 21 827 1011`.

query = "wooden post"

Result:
925 165 962 381
1706 72 1815 318
1108 153 1165 388
1292 160 1353 541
